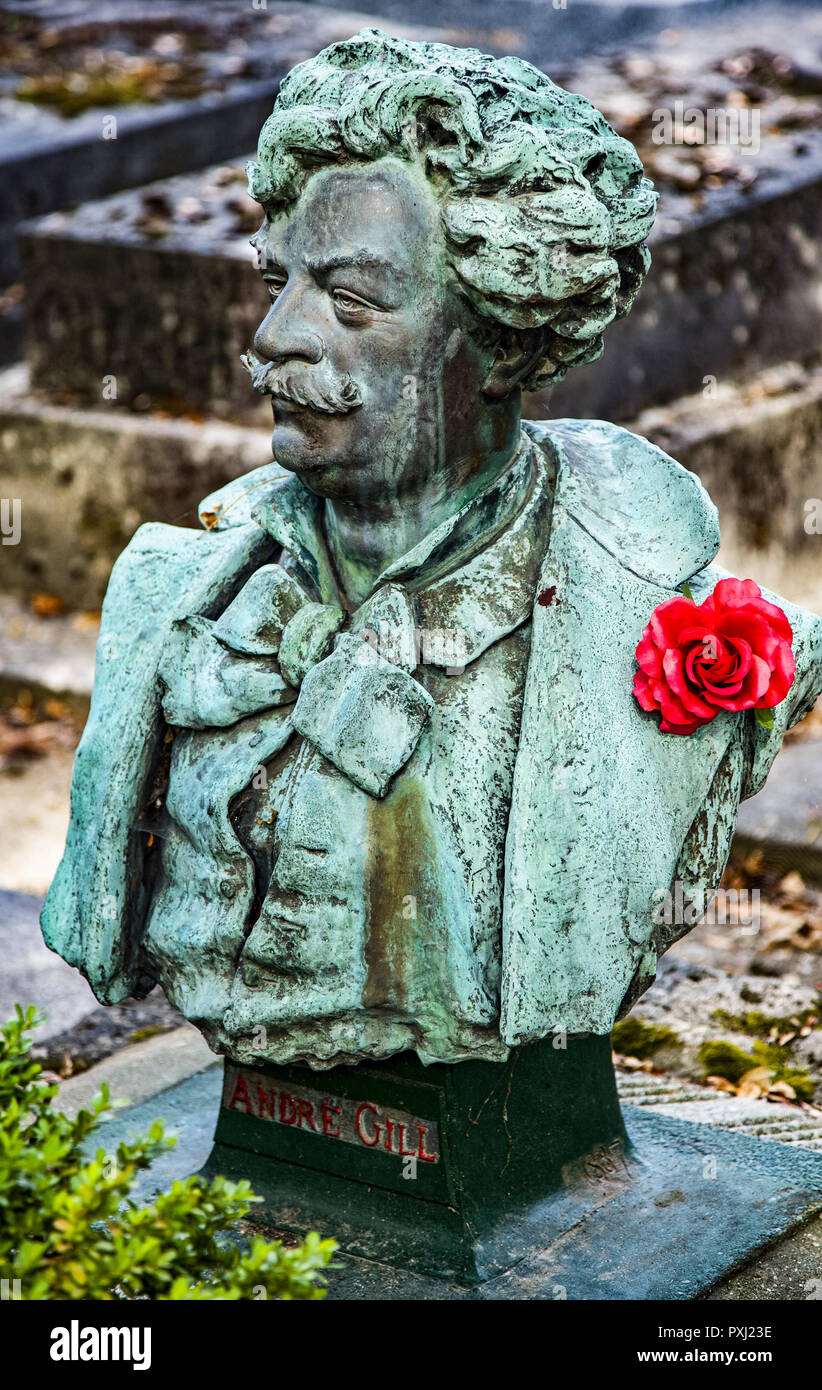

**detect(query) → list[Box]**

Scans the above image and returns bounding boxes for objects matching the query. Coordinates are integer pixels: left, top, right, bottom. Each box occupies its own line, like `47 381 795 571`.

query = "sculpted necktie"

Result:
157 565 435 798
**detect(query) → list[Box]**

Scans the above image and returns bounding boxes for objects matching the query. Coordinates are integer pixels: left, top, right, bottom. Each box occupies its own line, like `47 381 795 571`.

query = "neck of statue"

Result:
322 412 523 607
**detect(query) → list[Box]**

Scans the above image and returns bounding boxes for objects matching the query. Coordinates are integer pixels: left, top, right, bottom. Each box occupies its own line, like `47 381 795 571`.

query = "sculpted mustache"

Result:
241 350 363 415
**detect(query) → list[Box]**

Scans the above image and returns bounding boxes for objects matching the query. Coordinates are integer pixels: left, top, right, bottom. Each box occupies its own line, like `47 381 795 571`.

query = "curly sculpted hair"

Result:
248 29 657 391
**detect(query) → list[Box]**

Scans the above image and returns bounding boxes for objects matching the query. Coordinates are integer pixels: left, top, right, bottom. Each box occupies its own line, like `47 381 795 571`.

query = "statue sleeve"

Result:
41 519 273 1003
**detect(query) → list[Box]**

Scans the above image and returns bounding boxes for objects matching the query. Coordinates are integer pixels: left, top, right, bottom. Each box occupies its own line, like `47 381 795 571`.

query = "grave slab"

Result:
734 737 822 882
0 363 271 608
627 360 822 618
0 888 95 1035
0 1 446 284
17 6 822 421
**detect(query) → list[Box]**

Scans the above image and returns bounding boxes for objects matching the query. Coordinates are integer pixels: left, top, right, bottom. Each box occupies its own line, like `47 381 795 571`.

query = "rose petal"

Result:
710 577 762 612
636 630 663 678
661 649 715 716
659 712 706 735
649 597 706 649
761 640 796 706
633 670 659 712
709 654 771 710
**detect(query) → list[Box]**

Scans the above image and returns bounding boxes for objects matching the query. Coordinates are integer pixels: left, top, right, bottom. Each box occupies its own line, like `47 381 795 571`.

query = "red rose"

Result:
633 577 795 735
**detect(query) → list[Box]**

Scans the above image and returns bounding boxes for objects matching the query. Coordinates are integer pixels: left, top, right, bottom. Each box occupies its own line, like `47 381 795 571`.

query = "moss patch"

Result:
611 1018 679 1060
709 1007 818 1038
698 1038 815 1101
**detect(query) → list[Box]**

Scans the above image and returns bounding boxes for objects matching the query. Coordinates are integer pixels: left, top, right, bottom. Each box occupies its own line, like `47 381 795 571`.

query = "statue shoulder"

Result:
524 416 720 588
106 459 288 605
107 517 273 608
95 518 275 683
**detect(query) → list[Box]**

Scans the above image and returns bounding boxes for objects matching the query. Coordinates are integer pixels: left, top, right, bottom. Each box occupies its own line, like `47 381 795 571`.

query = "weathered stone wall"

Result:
0 367 271 608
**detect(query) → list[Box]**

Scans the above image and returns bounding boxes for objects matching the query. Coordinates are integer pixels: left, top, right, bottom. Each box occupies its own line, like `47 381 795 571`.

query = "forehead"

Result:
263 158 442 270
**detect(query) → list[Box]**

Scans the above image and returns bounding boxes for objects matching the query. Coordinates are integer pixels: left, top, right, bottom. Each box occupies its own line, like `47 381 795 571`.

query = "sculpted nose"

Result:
253 296 324 366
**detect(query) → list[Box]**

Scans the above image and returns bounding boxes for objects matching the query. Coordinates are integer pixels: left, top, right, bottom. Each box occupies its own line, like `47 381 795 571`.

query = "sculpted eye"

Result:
332 288 373 314
263 275 286 300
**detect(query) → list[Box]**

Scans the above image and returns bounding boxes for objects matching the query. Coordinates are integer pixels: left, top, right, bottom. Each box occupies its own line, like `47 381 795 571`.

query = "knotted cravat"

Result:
158 565 435 798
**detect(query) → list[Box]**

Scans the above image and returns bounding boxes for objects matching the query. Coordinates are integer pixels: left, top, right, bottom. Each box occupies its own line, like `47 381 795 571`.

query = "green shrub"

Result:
0 1005 336 1300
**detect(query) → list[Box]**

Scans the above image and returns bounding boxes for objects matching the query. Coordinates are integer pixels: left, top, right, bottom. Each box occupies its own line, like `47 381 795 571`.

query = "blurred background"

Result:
1 0 822 1190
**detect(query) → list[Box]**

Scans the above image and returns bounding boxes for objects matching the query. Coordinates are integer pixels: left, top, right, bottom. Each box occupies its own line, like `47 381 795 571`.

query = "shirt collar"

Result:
251 433 537 608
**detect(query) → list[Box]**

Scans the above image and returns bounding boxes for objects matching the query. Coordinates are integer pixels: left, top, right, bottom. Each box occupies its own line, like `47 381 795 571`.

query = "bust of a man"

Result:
44 31 822 1069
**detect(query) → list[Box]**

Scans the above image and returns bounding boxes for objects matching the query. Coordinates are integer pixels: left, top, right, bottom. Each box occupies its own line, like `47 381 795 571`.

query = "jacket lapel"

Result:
501 420 736 1043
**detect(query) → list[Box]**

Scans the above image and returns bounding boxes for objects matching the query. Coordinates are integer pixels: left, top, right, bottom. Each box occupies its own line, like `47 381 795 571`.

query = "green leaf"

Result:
0 1005 332 1300
754 707 775 730
679 583 695 602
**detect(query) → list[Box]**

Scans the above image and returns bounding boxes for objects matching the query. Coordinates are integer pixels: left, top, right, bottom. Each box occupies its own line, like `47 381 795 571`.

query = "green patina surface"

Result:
41 30 822 1084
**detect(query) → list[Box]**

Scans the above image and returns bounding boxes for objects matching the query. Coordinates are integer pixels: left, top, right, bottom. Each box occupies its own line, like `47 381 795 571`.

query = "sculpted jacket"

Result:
41 420 822 1065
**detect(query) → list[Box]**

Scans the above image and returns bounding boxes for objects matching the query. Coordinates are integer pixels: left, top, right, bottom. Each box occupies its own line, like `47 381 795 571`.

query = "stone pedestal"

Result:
196 1039 822 1298
202 1035 625 1285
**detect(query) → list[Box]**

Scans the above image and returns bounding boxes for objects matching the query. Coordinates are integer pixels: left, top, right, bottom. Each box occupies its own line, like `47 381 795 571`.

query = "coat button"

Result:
219 878 237 899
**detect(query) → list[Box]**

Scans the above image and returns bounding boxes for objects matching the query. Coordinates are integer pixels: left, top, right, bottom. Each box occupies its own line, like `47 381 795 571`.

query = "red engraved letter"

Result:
257 1085 276 1120
279 1091 297 1125
322 1100 341 1138
417 1125 437 1162
356 1102 380 1147
228 1073 252 1113
383 1116 394 1153
297 1099 317 1131
398 1124 416 1157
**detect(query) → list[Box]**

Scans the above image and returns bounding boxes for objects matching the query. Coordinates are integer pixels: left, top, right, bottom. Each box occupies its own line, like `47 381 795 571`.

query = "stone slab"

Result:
0 593 98 707
5 351 821 618
0 363 272 608
0 746 76 897
735 737 822 882
22 139 822 423
79 1057 223 1208
628 360 822 618
618 1069 822 1151
0 1 444 284
705 1209 822 1299
18 6 822 421
81 1059 822 1299
58 1025 216 1120
310 0 822 70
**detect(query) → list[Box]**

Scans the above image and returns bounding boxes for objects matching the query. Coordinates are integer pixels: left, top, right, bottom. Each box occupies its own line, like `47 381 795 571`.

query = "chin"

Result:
271 412 347 472
271 420 375 498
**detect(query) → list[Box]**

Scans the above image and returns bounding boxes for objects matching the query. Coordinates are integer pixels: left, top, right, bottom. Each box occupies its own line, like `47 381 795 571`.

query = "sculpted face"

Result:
251 158 501 505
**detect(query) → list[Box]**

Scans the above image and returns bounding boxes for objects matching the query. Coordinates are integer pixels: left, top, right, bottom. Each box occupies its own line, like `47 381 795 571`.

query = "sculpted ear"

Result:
481 327 546 399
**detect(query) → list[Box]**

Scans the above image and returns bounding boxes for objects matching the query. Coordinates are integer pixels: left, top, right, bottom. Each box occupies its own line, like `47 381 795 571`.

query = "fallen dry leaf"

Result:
737 1065 775 1098
779 870 806 898
705 1075 738 1094
768 1080 797 1101
29 591 67 617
